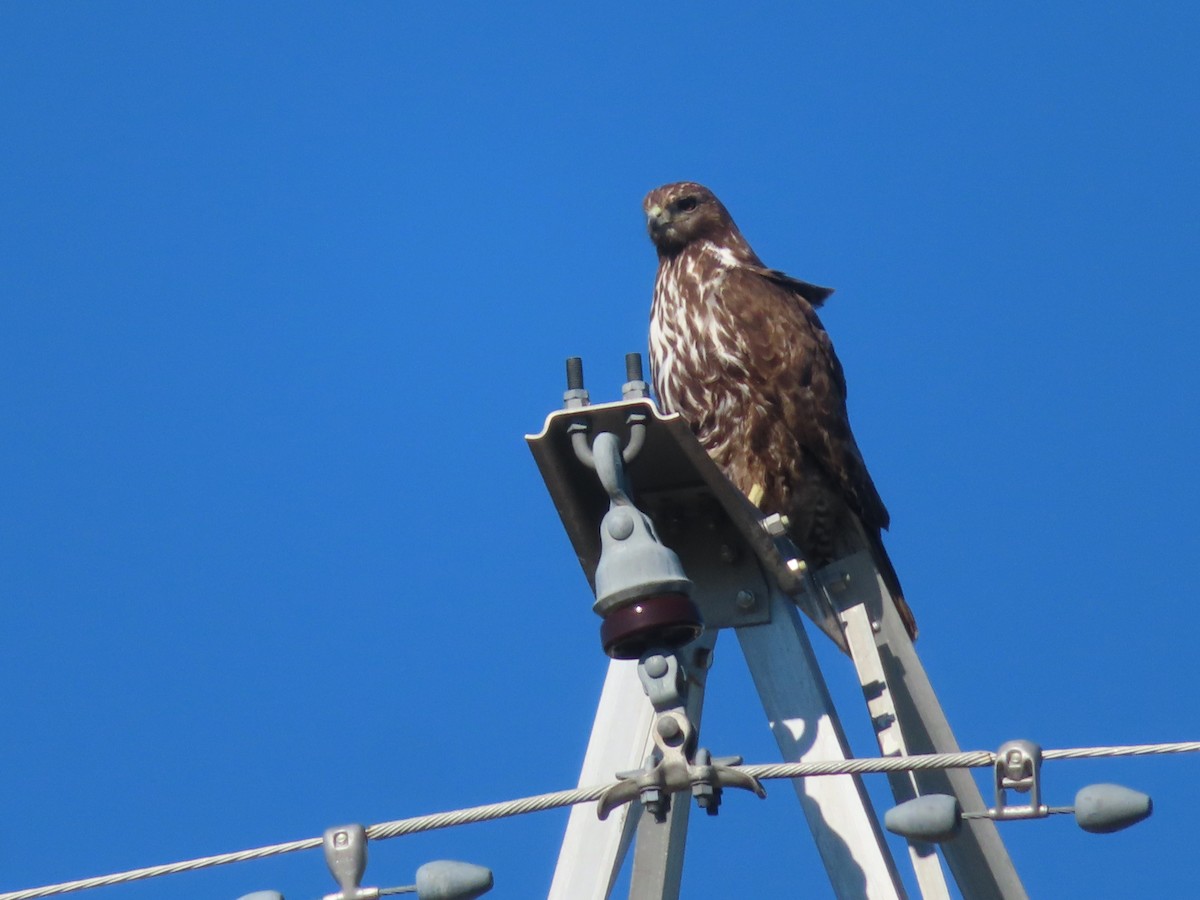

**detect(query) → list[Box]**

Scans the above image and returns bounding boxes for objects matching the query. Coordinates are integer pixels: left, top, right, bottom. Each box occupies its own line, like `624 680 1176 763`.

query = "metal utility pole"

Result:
528 354 1025 899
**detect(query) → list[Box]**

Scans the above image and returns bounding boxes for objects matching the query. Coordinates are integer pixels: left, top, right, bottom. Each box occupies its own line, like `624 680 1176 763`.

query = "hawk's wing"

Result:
743 263 835 308
723 264 890 532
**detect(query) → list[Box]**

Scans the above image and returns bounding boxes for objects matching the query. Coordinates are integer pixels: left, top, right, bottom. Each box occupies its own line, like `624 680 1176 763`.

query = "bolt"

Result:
643 790 668 822
656 716 683 742
625 352 644 382
761 513 788 537
643 654 669 678
565 357 585 390
735 590 756 610
622 356 649 400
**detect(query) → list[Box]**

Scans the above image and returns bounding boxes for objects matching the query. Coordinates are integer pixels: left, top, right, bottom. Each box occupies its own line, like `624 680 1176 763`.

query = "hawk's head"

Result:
644 182 738 258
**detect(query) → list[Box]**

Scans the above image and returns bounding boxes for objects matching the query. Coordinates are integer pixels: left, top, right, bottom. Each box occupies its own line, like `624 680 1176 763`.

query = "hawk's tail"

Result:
892 590 919 641
869 531 918 641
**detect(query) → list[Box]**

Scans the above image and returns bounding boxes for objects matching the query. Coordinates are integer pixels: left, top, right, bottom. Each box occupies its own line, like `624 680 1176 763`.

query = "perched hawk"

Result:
644 181 917 639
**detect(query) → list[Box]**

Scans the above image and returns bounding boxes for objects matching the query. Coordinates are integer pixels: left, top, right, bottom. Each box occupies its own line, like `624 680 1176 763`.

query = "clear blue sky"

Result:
2 3 1198 898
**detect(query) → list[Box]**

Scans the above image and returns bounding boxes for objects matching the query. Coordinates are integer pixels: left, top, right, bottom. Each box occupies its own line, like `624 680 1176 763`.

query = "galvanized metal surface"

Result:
526 399 845 646
820 552 1028 900
533 396 1027 900
736 588 906 899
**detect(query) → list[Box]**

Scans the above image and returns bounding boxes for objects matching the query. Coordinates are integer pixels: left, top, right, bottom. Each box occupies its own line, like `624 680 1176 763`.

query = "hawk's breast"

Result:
649 245 755 465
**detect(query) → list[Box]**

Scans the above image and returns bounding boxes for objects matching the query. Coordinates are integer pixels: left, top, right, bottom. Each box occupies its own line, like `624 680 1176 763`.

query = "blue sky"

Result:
2 3 1198 898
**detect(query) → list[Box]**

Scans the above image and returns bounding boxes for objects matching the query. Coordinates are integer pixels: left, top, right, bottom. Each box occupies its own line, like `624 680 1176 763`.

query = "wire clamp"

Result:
321 824 379 900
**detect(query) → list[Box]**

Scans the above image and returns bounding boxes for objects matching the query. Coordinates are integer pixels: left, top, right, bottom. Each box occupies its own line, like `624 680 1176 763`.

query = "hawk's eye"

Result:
675 196 698 213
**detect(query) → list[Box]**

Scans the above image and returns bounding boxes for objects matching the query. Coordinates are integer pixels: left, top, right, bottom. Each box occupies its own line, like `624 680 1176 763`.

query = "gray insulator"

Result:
415 860 495 900
884 794 963 843
1074 783 1153 834
593 505 692 613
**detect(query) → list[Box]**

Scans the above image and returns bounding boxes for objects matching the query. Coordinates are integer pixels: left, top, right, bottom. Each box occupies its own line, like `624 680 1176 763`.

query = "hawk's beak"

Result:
646 204 670 237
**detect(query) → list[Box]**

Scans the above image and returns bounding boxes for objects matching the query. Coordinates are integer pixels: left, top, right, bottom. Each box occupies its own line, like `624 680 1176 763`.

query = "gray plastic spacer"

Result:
414 860 495 900
1074 783 1153 834
884 794 963 843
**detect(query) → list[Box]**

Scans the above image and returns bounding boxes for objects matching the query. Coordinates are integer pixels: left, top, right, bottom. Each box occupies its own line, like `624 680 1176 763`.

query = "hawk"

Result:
644 181 917 639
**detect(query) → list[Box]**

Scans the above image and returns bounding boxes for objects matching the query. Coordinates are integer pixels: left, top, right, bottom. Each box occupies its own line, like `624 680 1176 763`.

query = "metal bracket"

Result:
527 396 847 643
992 740 1046 820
